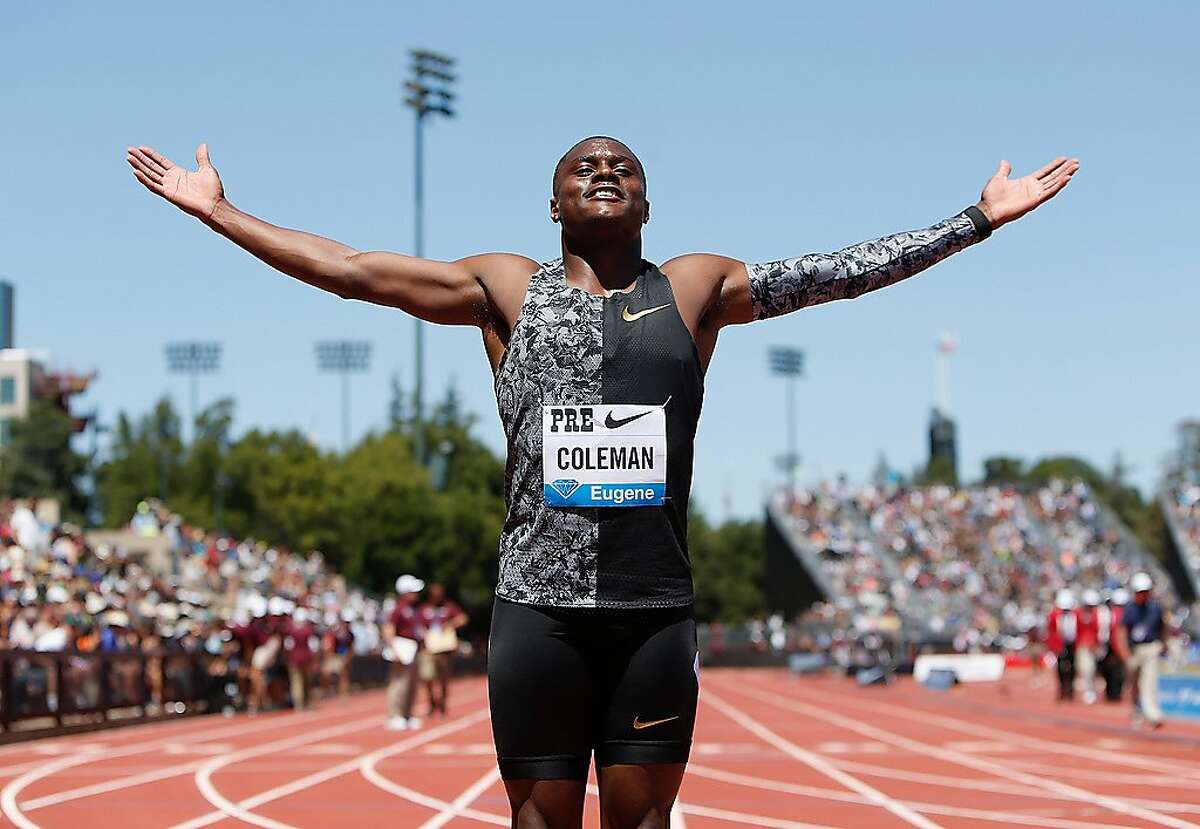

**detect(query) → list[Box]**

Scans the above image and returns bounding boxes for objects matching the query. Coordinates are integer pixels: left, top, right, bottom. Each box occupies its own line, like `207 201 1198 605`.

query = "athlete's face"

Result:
550 138 649 241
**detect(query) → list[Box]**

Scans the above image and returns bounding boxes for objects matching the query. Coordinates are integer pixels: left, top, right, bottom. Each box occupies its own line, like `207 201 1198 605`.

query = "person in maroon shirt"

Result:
385 575 425 730
284 608 317 710
417 583 470 718
321 611 356 699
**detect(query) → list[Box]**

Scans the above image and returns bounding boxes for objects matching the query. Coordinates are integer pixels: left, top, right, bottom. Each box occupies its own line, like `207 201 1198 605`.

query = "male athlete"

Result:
127 137 1076 828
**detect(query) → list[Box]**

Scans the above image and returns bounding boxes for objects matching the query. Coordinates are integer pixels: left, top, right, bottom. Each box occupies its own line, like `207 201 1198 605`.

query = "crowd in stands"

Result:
775 479 1179 652
0 498 453 716
1166 483 1200 581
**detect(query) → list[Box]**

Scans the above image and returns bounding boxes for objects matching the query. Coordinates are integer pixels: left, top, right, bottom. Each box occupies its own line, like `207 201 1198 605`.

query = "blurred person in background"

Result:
320 608 356 699
1122 573 1165 728
418 583 468 718
385 575 425 731
1046 588 1077 702
248 599 282 713
1075 589 1102 704
1099 588 1128 702
284 607 316 710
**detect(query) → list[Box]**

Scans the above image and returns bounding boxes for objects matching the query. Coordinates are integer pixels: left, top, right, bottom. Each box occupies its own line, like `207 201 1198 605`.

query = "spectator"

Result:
1098 588 1128 702
384 575 425 731
418 583 468 718
1046 589 1077 702
1122 572 1166 728
284 607 316 710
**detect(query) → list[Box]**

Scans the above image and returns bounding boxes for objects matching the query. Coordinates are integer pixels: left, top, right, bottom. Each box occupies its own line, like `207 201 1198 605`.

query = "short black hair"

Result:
552 136 646 195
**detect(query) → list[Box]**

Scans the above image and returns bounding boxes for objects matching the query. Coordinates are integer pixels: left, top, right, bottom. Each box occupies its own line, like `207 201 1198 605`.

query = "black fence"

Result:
0 649 390 742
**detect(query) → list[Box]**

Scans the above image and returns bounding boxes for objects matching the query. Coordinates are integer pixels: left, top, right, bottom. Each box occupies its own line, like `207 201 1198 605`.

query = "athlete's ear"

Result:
643 199 651 225
549 197 560 224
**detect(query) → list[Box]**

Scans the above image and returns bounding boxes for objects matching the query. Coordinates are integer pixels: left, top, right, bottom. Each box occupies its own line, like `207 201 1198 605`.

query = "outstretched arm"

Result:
693 156 1078 327
126 144 524 327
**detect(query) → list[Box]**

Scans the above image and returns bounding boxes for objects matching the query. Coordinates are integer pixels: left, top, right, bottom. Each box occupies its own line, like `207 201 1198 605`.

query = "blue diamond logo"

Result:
550 478 582 499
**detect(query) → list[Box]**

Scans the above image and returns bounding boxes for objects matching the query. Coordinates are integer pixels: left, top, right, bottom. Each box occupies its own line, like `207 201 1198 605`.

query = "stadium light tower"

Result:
935 331 958 414
769 346 804 496
316 340 372 452
405 48 457 465
165 341 222 442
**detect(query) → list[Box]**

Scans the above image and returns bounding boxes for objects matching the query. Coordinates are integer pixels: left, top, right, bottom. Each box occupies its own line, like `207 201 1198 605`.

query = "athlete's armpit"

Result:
743 207 991 321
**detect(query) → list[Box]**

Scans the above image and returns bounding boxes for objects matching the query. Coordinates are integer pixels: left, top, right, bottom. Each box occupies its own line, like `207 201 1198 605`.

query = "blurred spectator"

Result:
418 583 468 718
385 575 425 731
1122 572 1165 728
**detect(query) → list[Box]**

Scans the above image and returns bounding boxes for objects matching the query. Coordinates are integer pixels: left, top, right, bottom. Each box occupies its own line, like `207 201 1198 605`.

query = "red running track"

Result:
2 667 1199 828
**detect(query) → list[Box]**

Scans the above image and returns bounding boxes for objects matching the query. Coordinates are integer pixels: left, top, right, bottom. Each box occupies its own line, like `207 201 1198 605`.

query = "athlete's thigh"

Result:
502 778 586 829
595 608 698 770
488 597 594 781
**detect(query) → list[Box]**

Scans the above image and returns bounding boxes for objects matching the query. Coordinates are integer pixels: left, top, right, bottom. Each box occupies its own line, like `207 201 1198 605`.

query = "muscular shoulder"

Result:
457 252 540 284
456 252 540 331
660 253 750 330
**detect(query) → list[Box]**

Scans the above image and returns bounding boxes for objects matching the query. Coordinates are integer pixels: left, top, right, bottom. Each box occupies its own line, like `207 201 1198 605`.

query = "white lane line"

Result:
417 767 504 829
358 709 503 827
670 798 688 829
0 701 369 829
702 688 944 829
170 701 490 829
785 677 1200 781
21 757 206 811
678 800 840 829
0 760 60 780
720 678 1200 829
588 783 826 829
181 715 399 829
998 756 1200 787
686 762 1128 829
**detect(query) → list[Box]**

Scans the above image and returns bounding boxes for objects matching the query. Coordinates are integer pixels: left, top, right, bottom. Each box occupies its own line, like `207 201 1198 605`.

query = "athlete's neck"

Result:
560 235 643 296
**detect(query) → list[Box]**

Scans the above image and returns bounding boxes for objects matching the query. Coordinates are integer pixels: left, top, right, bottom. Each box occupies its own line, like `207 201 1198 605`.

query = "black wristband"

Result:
962 205 993 241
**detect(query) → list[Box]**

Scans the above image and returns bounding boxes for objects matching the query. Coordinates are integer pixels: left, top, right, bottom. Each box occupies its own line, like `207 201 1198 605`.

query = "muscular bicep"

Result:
344 251 491 326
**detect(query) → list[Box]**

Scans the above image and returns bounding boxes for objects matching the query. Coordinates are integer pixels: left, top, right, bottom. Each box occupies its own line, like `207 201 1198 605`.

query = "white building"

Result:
0 349 49 447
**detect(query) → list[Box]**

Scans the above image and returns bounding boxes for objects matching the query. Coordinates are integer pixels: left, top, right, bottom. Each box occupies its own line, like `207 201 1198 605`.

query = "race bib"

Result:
543 404 666 507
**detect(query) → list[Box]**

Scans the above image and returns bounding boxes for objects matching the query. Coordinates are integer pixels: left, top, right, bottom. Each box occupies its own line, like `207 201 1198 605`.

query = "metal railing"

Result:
0 649 390 742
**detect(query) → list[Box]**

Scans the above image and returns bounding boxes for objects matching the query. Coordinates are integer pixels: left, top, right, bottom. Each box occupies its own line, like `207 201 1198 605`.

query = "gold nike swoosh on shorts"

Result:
632 715 680 730
622 303 672 322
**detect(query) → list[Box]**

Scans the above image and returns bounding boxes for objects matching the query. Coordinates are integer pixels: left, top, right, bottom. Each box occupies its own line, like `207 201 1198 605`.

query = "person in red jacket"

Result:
1046 589 1078 702
1075 590 1103 704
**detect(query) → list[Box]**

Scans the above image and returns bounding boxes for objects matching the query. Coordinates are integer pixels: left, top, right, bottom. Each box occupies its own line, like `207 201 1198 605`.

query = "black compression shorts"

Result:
487 596 699 781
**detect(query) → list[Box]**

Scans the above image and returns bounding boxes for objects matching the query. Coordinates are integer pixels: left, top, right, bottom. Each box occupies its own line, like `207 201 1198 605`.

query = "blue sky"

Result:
3 1 1197 518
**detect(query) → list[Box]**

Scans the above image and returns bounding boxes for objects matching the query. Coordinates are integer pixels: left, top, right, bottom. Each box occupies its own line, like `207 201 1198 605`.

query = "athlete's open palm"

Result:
126 143 224 221
979 156 1079 229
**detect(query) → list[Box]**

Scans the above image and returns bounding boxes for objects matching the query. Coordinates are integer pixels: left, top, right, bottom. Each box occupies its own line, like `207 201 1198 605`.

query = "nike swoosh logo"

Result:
622 303 672 322
604 410 652 429
632 715 679 730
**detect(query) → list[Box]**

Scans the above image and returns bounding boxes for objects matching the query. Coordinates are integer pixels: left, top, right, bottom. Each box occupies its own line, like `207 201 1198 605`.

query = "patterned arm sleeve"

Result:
745 206 992 320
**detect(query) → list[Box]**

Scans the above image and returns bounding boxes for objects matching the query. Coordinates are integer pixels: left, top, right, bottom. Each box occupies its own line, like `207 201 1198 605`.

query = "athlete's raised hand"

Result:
977 156 1079 230
126 143 224 221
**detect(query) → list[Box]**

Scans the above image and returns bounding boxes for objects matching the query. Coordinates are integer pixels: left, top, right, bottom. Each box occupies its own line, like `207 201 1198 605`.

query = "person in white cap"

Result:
384 575 425 730
1046 588 1078 702
1121 572 1165 728
1098 588 1129 702
1075 590 1103 704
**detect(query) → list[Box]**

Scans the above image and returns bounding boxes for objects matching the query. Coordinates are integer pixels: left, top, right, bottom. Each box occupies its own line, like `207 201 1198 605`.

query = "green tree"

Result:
220 428 338 554
918 454 959 487
689 507 765 622
97 397 184 525
0 399 89 520
981 456 1025 485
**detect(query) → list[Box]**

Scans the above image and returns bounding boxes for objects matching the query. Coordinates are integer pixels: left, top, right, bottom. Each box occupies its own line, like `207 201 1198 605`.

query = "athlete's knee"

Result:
513 799 550 829
604 806 667 829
